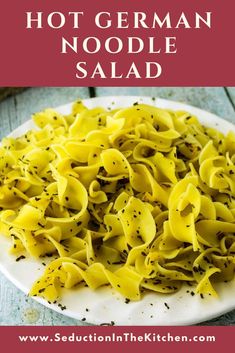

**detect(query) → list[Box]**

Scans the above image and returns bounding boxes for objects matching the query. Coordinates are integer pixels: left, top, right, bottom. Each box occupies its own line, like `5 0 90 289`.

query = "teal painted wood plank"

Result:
226 87 235 107
95 87 235 123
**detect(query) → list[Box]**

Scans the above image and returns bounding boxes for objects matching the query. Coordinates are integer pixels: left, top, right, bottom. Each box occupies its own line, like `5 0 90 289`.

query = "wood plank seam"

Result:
89 87 96 97
224 87 235 111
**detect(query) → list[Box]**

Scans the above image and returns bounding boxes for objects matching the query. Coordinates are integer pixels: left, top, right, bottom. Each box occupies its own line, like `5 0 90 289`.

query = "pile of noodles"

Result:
0 100 235 301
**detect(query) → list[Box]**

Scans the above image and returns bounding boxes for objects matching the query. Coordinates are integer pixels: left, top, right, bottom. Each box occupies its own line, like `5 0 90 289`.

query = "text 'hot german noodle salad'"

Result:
0 99 235 302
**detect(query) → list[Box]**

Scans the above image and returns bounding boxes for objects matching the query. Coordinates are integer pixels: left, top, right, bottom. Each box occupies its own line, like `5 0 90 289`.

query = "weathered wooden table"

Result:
0 87 235 326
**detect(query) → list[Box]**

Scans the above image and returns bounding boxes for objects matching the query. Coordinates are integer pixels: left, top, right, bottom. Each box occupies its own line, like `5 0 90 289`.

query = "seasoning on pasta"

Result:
0 100 235 302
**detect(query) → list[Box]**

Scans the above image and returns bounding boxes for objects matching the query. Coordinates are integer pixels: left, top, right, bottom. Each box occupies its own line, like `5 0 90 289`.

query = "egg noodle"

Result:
0 100 235 302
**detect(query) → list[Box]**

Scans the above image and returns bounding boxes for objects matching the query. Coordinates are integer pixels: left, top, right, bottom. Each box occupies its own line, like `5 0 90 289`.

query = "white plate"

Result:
0 96 235 326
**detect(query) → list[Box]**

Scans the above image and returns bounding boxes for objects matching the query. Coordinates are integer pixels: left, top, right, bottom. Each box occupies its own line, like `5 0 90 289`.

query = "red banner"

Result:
0 326 232 353
0 0 234 86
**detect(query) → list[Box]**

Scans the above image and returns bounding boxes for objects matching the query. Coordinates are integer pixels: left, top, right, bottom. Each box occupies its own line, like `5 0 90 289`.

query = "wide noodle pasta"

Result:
0 99 235 302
